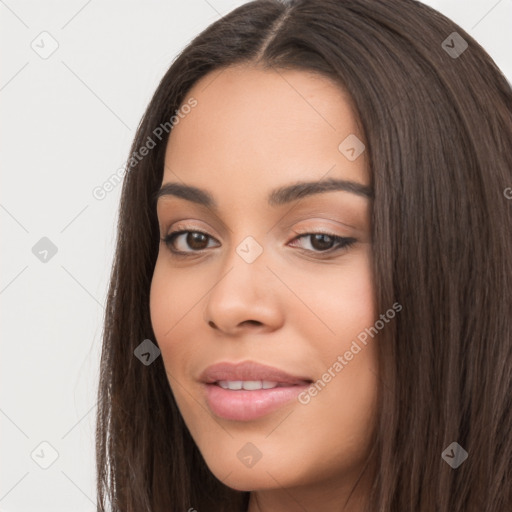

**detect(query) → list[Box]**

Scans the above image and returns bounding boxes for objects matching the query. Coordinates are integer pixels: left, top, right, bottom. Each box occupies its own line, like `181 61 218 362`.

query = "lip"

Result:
200 361 313 421
199 360 312 385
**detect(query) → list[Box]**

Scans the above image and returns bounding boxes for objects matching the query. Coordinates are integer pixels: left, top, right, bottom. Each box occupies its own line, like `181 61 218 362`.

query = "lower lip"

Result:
203 383 309 421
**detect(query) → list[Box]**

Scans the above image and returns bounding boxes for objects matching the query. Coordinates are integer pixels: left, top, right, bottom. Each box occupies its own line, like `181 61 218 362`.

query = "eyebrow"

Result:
153 177 373 209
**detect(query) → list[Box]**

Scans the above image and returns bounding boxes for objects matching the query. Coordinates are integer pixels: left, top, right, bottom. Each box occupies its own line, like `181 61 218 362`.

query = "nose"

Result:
202 243 284 336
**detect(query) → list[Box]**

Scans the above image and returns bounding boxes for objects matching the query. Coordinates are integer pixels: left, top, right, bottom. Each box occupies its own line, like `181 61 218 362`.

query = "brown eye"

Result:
184 232 209 250
310 233 336 251
289 232 357 254
163 230 218 253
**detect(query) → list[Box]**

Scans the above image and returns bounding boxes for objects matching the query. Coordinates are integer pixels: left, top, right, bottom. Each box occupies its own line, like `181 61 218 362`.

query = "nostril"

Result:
242 320 262 327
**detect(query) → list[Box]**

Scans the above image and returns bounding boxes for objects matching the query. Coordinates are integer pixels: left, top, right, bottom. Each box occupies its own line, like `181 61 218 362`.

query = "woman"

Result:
96 0 512 510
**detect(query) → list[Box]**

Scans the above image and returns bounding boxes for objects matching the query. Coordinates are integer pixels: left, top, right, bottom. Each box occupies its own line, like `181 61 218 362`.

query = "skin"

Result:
149 64 379 512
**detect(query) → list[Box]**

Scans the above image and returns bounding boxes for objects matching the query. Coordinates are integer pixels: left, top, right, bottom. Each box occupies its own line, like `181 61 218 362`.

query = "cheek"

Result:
282 251 378 447
149 257 200 339
332 254 376 342
286 250 376 350
149 258 188 375
149 261 171 340
149 256 210 388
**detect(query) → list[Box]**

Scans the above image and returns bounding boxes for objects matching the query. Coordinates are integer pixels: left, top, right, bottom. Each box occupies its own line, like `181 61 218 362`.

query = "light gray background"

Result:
1 1 511 510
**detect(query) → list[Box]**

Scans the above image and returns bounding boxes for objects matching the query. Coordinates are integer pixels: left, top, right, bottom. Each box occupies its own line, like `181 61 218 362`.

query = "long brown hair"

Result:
96 1 512 510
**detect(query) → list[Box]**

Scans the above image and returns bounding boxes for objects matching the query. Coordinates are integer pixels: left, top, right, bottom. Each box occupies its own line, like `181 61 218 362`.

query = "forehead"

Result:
163 64 369 191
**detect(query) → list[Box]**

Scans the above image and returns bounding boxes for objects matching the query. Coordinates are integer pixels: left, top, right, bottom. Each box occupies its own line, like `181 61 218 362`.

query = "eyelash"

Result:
161 228 356 258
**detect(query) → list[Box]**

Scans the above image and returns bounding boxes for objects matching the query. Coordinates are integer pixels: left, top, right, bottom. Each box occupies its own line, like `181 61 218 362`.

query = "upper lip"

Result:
200 361 313 386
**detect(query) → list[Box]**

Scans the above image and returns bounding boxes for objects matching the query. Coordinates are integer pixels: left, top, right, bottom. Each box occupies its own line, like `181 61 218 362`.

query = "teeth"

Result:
218 380 242 390
217 380 280 390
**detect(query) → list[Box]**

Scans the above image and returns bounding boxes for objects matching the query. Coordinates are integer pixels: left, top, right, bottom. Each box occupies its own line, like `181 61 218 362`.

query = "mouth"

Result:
200 360 313 386
213 380 308 390
200 361 313 421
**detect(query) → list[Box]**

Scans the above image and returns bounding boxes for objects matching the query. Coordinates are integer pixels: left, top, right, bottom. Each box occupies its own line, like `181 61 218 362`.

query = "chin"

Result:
202 454 305 492
220 471 281 492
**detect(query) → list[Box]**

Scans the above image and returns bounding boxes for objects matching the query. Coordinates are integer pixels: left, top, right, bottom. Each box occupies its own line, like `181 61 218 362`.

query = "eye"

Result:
289 231 356 255
162 229 219 254
161 228 356 257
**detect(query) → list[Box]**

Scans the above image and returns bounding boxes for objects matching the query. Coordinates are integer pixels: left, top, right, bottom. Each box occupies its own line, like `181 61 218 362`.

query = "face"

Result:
150 64 379 510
